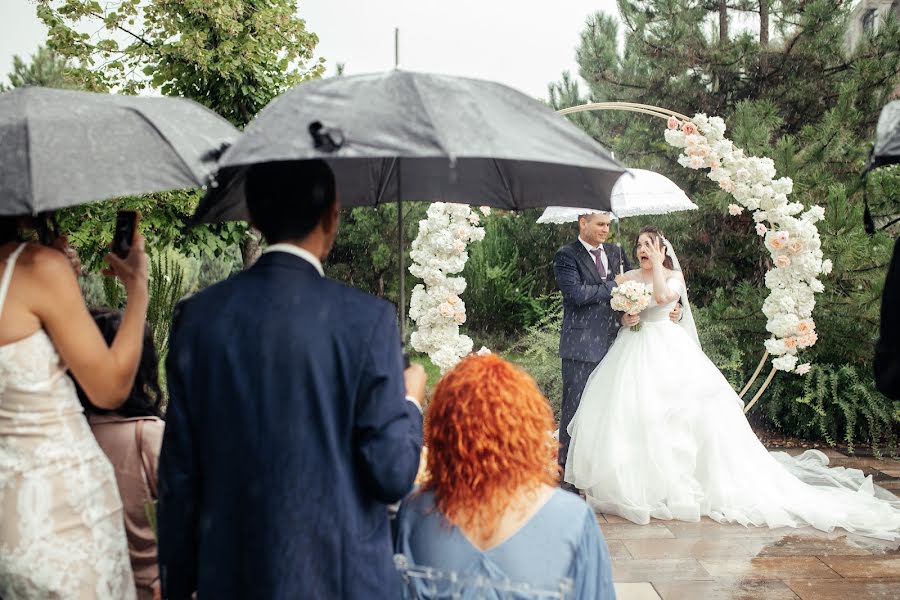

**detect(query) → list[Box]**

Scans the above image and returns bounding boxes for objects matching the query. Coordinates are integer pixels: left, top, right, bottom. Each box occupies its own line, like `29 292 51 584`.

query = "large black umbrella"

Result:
865 99 900 172
0 87 239 216
192 70 625 327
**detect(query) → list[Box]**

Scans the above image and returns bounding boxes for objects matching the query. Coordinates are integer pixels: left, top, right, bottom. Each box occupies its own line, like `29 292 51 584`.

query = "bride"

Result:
564 225 900 540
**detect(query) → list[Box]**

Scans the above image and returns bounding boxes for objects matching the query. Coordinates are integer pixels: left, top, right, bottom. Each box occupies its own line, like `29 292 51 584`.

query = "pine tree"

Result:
0 46 79 91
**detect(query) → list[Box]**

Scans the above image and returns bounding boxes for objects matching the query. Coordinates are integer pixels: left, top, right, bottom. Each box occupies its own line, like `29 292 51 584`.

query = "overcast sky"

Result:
1 0 619 100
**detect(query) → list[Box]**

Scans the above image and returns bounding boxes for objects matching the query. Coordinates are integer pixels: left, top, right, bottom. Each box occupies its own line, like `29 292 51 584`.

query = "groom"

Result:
554 212 678 488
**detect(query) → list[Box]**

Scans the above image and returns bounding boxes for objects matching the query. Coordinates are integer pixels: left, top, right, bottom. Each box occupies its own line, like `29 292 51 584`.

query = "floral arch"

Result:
409 102 830 413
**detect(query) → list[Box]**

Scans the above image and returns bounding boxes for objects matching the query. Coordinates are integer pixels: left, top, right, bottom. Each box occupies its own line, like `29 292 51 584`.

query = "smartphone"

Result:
111 210 140 259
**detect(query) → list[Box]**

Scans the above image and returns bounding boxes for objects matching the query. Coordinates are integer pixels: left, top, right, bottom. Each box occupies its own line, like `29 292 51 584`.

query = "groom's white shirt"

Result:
263 243 324 277
262 242 423 413
578 236 609 274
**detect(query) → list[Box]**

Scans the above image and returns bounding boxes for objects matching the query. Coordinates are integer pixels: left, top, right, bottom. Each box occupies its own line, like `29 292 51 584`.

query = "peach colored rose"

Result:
728 204 744 216
447 294 460 305
799 333 818 347
696 146 710 157
775 255 791 269
689 156 705 169
768 231 789 251
667 116 680 130
454 311 466 324
439 303 455 318
708 159 720 169
796 319 814 335
452 240 466 254
719 178 736 193
682 121 698 135
784 337 798 349
788 240 803 254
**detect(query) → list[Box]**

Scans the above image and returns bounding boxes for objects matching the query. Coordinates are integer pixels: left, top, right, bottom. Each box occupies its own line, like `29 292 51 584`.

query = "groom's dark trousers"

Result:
554 241 632 471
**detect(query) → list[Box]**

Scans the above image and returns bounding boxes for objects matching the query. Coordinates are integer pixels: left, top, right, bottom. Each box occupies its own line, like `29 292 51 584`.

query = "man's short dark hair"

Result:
245 159 336 244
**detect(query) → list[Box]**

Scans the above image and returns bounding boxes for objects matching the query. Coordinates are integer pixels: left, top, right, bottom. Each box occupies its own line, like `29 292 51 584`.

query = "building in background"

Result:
846 0 900 51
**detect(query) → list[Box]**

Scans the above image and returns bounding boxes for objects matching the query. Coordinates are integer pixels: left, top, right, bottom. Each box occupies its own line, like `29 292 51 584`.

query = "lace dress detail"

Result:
0 243 136 599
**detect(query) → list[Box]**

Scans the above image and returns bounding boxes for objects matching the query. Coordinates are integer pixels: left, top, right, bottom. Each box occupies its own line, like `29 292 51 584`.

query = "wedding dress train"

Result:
565 276 900 541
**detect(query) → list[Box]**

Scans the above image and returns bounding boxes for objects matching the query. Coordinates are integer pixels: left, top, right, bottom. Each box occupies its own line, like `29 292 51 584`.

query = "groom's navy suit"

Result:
554 240 632 470
157 251 423 599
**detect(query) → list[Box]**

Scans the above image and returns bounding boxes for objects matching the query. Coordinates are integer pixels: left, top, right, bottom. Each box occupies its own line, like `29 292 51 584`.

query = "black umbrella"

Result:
192 70 625 328
0 87 239 216
865 99 900 173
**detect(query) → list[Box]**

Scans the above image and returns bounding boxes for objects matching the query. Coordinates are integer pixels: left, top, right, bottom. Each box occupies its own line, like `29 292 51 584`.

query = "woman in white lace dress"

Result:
0 216 148 599
566 225 900 541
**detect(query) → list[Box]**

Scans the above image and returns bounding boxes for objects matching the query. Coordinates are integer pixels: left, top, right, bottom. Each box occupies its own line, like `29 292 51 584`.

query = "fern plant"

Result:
147 251 186 360
762 363 899 456
511 293 565 420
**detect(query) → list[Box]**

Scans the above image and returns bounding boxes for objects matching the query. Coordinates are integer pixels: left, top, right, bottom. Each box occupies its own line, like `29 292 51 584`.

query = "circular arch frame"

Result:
557 101 775 413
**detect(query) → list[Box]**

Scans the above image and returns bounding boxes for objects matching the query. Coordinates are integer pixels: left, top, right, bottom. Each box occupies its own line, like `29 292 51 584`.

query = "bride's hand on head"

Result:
646 237 666 267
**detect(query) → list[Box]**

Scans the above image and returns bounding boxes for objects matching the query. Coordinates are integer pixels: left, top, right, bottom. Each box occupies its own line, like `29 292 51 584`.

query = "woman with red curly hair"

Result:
395 354 614 599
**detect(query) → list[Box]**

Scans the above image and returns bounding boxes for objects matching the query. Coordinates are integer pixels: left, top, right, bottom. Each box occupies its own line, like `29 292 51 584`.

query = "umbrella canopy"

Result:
865 99 900 172
0 87 239 216
191 70 625 223
536 169 698 223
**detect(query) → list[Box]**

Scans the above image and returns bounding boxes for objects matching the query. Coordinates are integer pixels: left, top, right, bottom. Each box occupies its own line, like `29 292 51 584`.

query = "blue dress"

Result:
395 488 615 599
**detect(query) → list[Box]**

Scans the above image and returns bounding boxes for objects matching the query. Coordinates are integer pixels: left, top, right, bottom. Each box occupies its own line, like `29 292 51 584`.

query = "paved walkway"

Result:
608 449 900 599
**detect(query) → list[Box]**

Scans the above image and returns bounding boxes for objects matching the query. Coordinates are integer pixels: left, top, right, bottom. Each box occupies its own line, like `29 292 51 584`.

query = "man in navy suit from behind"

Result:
157 159 426 599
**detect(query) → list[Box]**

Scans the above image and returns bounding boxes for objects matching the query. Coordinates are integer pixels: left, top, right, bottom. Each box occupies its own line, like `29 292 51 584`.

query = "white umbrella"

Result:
536 168 697 223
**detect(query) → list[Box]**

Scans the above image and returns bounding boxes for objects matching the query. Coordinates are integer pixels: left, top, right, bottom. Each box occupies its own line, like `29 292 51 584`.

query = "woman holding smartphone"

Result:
0 214 147 600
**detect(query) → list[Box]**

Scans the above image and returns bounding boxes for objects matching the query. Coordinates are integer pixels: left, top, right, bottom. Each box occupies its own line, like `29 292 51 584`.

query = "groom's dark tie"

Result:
590 247 607 279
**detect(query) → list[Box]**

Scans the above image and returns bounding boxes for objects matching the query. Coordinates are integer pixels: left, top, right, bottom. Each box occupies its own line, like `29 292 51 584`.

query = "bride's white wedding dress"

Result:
565 274 900 540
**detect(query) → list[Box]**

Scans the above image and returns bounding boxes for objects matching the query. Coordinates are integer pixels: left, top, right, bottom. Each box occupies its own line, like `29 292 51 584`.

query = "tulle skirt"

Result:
564 319 900 540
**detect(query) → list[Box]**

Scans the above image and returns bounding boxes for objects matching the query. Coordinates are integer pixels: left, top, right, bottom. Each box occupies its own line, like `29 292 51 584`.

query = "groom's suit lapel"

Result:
572 241 602 284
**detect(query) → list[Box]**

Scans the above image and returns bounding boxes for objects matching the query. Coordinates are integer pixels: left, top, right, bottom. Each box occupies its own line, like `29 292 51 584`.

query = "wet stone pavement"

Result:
608 449 900 599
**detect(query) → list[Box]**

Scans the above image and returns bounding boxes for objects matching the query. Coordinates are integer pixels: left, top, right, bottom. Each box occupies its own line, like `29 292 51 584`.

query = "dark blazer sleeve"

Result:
876 237 900 400
157 302 199 599
554 246 616 307
353 303 424 503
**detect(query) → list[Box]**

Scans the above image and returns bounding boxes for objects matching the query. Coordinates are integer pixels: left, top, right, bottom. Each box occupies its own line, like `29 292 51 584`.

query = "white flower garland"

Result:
408 203 488 373
664 114 829 374
410 114 826 376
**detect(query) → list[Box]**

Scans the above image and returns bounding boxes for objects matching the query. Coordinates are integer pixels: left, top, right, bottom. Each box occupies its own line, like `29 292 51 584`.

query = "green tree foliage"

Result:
0 45 80 91
328 203 428 311
540 0 900 448
32 0 324 267
35 0 324 124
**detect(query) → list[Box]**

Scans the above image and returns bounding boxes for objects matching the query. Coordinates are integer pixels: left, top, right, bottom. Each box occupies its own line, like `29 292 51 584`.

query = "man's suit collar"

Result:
263 243 324 276
253 250 324 276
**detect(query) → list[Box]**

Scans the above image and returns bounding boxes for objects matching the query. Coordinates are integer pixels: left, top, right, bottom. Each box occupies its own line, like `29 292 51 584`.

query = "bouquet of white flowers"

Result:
611 281 652 332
